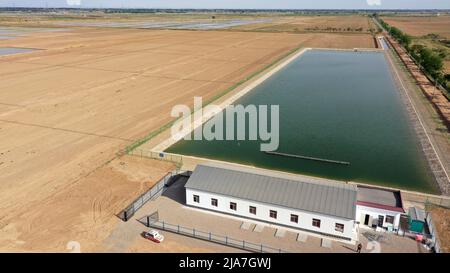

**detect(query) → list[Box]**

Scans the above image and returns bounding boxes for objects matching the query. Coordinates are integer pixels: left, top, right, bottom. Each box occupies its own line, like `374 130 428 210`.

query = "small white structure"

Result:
185 163 357 241
355 186 404 232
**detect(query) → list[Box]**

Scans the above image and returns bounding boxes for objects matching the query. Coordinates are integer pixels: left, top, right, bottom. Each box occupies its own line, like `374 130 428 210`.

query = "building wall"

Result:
356 205 402 230
186 188 355 240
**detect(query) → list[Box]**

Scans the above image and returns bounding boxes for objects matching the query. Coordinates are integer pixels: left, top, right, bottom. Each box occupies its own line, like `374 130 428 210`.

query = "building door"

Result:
364 214 370 225
378 215 384 227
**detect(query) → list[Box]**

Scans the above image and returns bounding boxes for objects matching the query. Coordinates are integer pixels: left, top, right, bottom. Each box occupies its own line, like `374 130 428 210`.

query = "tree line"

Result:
378 18 448 90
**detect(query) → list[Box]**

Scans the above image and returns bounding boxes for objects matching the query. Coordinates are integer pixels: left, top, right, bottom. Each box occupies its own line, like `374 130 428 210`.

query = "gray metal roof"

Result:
357 186 403 208
185 163 357 220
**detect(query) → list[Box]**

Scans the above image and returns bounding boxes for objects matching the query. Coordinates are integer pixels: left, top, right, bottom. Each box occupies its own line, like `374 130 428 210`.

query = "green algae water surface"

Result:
167 50 438 193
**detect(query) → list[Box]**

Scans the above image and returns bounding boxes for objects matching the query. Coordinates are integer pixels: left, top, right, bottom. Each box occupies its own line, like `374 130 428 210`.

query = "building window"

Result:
230 202 237 211
312 219 321 228
211 198 218 207
385 215 394 224
193 195 199 203
249 206 256 215
335 223 344 233
269 210 277 219
290 214 298 223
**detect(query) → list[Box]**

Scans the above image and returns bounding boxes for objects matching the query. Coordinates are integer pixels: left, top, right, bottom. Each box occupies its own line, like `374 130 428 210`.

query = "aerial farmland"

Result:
0 8 449 255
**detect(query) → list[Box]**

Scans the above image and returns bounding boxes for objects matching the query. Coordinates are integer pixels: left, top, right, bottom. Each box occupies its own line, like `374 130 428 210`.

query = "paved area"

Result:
116 179 430 253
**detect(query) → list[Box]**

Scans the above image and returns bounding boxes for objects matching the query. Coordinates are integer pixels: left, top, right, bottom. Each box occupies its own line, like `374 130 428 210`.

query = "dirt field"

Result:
383 16 450 38
234 15 376 33
0 24 375 252
0 155 175 252
428 206 450 253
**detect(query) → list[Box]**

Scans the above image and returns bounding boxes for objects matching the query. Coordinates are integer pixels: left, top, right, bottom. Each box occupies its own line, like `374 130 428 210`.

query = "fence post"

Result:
243 241 245 249
178 225 180 233
193 228 196 237
209 232 211 241
225 236 228 245
123 211 127 222
147 216 150 227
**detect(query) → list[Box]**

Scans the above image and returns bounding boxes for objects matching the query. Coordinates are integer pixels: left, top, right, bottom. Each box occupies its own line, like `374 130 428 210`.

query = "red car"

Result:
142 230 165 243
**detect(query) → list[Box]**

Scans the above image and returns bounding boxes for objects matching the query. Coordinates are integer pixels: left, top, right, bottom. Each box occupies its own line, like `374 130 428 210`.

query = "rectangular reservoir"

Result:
166 49 437 193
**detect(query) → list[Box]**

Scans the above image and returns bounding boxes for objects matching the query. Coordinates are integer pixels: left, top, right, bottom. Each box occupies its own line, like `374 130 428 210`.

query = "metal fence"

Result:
117 170 192 221
129 149 183 167
140 217 289 253
426 212 441 253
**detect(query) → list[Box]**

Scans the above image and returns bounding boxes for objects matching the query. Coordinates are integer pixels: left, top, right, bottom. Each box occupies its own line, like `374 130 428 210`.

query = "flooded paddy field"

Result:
56 19 271 30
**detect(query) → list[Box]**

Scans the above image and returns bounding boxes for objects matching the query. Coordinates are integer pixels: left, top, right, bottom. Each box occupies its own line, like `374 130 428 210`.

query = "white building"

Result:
355 186 404 232
185 163 358 241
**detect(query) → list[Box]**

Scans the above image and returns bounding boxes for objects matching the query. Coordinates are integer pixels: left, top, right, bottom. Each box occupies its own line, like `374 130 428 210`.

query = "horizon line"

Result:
1 7 449 11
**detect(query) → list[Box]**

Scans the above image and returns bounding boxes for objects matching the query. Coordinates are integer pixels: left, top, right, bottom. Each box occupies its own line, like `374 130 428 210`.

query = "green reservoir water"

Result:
167 50 438 193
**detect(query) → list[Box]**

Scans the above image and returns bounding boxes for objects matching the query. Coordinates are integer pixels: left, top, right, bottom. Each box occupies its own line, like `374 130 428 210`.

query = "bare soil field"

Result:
0 155 175 252
234 15 376 33
428 206 450 253
0 26 375 252
383 16 450 38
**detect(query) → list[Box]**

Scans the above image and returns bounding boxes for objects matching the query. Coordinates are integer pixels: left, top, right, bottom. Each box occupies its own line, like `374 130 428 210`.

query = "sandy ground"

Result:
0 155 174 252
428 206 450 253
0 25 375 252
383 16 450 38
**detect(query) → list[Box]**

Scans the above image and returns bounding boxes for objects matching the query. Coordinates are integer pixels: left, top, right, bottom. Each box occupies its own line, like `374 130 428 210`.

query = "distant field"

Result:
383 16 450 38
233 15 376 33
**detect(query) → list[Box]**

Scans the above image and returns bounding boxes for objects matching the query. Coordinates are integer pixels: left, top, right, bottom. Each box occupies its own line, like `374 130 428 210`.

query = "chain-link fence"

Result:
140 217 289 253
117 170 192 221
129 148 183 168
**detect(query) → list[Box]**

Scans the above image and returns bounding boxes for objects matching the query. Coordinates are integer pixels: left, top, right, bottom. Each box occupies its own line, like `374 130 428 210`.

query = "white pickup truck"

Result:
142 230 165 243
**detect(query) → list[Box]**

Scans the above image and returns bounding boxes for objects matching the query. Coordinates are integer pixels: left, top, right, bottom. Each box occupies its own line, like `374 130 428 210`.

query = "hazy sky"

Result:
1 0 449 9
